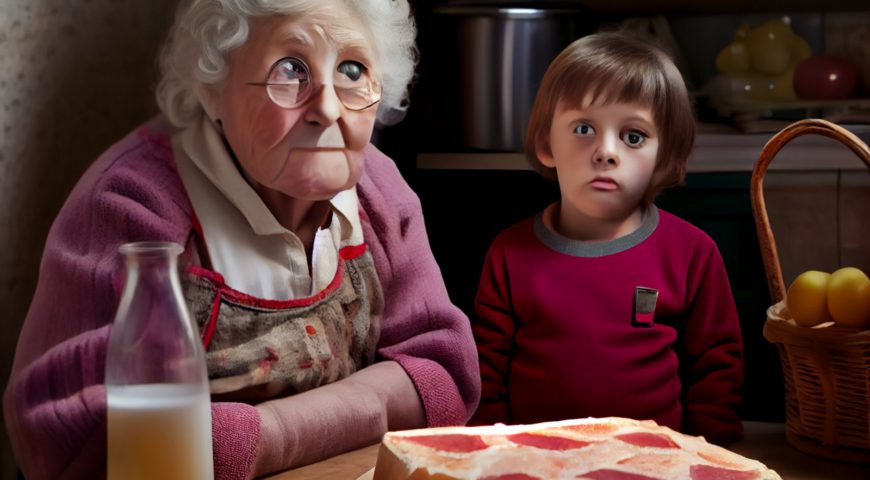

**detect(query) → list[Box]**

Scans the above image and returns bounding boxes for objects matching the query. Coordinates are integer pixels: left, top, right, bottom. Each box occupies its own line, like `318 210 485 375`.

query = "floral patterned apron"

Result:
181 242 383 403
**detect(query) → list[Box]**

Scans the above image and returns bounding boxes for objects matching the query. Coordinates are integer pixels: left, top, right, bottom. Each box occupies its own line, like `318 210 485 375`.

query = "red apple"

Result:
793 55 858 100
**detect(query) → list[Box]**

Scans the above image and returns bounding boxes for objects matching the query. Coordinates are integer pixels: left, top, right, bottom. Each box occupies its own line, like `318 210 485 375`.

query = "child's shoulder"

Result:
655 208 718 250
489 216 539 249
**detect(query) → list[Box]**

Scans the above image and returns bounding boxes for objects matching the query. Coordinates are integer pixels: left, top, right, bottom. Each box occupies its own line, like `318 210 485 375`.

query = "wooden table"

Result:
266 444 379 480
729 422 869 479
265 422 870 479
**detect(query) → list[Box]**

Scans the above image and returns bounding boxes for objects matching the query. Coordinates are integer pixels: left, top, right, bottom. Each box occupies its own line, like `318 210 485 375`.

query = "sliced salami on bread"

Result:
373 417 781 480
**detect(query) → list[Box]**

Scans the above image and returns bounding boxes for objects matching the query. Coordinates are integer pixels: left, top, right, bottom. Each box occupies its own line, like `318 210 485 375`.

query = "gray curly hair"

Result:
156 0 417 127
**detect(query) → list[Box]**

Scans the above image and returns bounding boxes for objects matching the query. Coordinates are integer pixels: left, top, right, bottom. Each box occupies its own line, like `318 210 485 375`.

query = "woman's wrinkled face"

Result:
210 8 379 200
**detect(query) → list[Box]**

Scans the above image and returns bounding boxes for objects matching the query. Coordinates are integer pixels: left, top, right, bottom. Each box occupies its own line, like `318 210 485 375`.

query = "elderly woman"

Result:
3 0 480 478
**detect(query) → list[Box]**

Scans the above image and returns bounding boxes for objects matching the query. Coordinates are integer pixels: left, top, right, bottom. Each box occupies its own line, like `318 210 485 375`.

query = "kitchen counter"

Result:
266 421 870 479
417 124 870 173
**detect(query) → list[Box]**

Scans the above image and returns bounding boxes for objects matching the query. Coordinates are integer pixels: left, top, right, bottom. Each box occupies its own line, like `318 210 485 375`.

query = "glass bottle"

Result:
106 242 214 480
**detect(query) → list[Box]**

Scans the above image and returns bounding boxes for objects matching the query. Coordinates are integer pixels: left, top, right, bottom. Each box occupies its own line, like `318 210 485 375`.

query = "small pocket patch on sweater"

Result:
632 286 658 327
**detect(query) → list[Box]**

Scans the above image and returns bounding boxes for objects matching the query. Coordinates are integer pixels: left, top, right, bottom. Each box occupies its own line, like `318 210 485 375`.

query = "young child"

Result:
471 32 744 445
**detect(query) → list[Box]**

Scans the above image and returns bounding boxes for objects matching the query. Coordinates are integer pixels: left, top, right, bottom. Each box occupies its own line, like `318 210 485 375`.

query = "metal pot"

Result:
436 4 590 151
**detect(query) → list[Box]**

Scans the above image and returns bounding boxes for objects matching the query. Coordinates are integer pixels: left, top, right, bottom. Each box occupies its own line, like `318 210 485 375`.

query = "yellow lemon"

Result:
786 270 833 327
716 41 750 74
827 267 870 328
746 19 793 75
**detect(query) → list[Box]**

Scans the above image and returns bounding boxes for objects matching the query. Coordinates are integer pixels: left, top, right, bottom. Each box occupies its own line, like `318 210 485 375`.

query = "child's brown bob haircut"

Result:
525 32 695 205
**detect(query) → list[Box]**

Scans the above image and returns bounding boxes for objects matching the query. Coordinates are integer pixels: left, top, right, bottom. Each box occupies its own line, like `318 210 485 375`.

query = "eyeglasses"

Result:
247 57 382 111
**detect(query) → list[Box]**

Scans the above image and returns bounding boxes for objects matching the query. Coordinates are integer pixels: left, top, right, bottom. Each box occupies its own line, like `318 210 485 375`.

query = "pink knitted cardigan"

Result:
3 116 480 479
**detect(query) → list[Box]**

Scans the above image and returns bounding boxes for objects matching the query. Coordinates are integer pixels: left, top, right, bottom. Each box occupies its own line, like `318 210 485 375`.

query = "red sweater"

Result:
471 207 743 445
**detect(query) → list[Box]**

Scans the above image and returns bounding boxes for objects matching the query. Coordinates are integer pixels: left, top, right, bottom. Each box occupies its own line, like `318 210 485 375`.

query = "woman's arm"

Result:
4 321 113 480
357 144 481 427
3 126 264 480
251 361 420 476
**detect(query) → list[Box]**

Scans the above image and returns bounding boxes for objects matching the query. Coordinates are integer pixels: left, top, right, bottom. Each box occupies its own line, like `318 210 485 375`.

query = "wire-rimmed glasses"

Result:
247 57 382 111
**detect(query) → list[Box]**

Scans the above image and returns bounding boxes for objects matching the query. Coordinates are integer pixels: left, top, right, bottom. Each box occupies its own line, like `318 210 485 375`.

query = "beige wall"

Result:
0 1 179 477
765 171 870 292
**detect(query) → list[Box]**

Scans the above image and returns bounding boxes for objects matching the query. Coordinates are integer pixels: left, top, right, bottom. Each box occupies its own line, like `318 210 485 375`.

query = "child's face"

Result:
538 99 658 223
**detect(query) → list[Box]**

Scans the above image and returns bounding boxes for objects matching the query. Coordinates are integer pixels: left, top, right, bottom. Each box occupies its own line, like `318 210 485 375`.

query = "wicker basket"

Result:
750 118 870 464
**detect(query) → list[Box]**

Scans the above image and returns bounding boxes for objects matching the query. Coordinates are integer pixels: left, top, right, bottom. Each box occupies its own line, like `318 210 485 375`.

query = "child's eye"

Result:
573 122 595 136
622 130 647 147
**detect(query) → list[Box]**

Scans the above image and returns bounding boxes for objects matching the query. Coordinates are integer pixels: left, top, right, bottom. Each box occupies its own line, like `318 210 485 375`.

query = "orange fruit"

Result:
827 267 870 328
786 270 833 327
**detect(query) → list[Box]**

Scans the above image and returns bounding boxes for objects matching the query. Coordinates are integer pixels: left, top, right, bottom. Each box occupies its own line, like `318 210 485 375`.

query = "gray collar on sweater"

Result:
534 205 659 258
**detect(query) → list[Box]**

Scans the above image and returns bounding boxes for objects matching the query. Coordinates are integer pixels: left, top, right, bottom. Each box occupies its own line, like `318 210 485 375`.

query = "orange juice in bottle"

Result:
106 242 213 479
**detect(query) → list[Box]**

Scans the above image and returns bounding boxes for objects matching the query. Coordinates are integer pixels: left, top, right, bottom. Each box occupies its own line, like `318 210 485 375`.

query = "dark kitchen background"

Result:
375 0 870 431
2 1 870 478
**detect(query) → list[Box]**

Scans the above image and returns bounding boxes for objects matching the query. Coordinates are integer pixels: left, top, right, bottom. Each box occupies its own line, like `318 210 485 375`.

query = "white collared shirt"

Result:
172 115 364 300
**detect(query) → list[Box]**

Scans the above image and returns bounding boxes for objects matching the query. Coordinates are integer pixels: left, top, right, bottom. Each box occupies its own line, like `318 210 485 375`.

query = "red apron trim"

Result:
339 243 367 261
185 243 368 310
187 264 225 284
201 289 221 349
220 264 345 309
189 214 214 270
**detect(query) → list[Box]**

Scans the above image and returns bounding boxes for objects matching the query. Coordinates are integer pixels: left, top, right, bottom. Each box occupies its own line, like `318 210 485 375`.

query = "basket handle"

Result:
750 119 870 304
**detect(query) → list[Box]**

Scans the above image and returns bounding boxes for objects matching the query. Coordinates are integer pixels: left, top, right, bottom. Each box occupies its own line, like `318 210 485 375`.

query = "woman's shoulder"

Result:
52 116 194 247
91 115 177 178
74 116 175 185
358 143 418 209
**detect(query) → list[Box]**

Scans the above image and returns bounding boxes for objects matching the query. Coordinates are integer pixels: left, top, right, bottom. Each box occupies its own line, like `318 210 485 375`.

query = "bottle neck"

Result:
120 241 183 282
125 254 179 288
108 241 204 386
